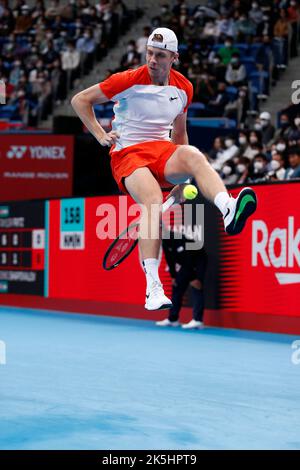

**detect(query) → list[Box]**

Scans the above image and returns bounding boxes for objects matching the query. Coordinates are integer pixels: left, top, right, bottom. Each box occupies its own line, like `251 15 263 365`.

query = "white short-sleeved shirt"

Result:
99 65 193 152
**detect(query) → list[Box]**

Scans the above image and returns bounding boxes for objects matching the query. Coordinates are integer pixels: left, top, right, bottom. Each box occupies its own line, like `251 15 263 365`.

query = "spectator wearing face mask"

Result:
159 4 173 27
120 40 141 70
268 151 286 180
284 147 300 179
273 114 294 142
237 131 249 154
234 12 256 41
218 37 240 65
274 138 288 157
244 131 262 160
220 159 238 184
249 2 264 31
248 153 269 182
212 135 239 170
235 156 251 184
259 111 275 145
14 5 33 34
289 116 300 141
225 53 247 87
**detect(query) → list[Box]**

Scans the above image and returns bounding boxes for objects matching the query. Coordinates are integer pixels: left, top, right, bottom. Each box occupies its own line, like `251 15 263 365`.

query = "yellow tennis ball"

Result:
183 184 198 200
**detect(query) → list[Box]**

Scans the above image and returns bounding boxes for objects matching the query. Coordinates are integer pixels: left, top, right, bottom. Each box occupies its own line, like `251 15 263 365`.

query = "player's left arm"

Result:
171 112 189 145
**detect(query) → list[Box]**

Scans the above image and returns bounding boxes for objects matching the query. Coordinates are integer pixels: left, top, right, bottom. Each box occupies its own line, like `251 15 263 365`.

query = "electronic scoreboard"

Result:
0 201 46 295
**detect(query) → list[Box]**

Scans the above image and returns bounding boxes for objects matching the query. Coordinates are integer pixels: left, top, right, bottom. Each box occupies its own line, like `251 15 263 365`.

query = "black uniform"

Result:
162 232 207 323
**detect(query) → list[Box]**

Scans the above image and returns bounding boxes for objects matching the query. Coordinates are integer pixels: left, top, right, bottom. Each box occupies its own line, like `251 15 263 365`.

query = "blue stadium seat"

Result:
241 57 257 76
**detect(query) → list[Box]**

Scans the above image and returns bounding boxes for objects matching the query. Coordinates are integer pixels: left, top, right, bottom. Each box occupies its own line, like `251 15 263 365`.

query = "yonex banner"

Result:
0 134 74 201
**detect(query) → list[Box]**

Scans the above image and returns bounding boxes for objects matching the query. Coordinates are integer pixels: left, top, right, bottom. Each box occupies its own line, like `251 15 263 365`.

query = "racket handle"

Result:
162 196 175 213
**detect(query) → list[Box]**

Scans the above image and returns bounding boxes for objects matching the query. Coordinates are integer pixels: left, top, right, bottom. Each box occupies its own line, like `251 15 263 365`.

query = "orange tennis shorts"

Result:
109 140 179 193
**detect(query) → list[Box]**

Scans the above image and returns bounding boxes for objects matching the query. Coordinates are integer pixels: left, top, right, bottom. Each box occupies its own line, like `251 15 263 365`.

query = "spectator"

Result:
209 136 225 161
225 53 247 86
136 26 151 63
273 8 289 68
259 111 275 145
244 131 262 160
218 37 240 65
120 40 140 70
287 0 299 58
220 159 238 184
285 147 300 179
273 113 294 141
248 152 269 181
206 81 229 116
268 151 286 180
235 156 251 184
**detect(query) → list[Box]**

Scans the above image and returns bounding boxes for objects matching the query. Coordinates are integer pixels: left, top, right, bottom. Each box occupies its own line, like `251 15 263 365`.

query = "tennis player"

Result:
71 28 257 311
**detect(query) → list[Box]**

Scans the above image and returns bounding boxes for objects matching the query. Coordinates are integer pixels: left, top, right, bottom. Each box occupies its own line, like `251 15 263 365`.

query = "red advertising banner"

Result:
47 196 171 307
219 182 300 318
0 134 73 201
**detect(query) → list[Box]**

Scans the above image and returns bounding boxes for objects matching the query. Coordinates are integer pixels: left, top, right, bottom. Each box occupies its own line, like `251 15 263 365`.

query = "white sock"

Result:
143 258 160 291
214 191 231 217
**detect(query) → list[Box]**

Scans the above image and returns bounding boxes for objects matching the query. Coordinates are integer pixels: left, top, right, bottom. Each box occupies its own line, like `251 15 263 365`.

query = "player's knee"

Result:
179 146 207 172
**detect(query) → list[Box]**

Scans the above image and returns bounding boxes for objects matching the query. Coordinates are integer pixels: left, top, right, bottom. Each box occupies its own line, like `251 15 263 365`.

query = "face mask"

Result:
270 160 280 170
225 139 234 148
260 119 269 128
237 163 246 173
276 143 286 152
231 58 239 65
280 121 289 127
254 123 262 131
222 165 232 175
294 118 300 126
254 161 264 171
239 136 247 145
250 136 258 144
188 21 194 27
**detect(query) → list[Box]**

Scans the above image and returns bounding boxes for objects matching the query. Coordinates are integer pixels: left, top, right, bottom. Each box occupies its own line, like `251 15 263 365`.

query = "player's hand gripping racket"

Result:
102 195 175 270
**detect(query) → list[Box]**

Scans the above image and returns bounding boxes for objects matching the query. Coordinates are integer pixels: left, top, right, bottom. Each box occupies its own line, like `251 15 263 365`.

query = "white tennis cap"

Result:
260 111 271 120
147 28 178 53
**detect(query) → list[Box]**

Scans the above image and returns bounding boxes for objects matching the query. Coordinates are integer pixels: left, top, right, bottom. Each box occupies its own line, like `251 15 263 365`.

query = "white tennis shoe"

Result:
182 319 204 329
145 282 173 311
156 318 180 327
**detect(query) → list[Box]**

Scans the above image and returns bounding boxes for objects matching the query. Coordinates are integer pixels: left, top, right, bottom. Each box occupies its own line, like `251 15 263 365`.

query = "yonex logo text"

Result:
6 146 66 159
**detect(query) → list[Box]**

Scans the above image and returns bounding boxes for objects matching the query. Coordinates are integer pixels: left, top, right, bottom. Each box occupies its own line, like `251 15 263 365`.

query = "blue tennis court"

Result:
0 307 300 450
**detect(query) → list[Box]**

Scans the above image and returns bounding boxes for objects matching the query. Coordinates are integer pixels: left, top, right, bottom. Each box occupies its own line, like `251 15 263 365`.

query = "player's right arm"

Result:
71 84 119 147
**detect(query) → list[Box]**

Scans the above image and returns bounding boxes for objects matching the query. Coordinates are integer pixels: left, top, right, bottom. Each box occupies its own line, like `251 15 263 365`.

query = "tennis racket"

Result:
102 196 175 270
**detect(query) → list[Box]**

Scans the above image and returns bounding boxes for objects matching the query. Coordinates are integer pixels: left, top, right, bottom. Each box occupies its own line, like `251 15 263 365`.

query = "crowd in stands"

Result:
0 0 140 126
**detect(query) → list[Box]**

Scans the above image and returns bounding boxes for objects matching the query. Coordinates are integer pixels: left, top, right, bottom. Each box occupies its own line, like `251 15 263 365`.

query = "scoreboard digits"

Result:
0 202 46 295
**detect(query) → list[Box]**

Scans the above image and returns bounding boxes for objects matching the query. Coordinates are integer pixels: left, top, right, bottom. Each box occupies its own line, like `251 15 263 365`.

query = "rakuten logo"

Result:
6 146 66 159
252 217 300 284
